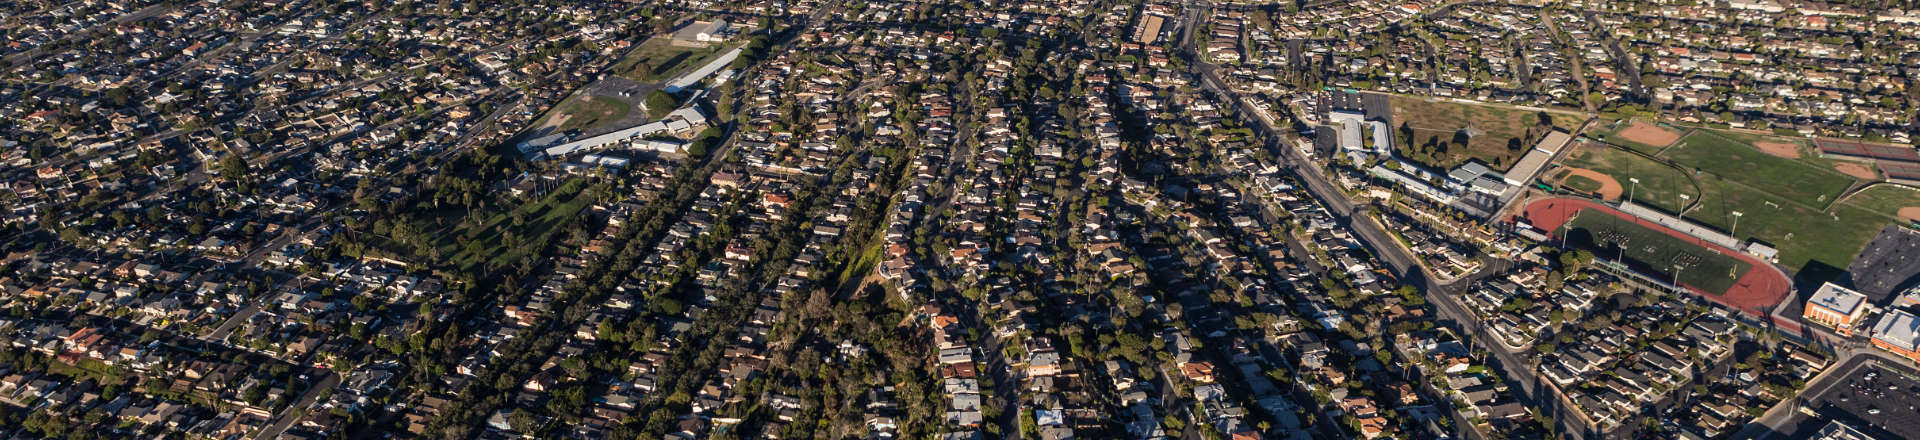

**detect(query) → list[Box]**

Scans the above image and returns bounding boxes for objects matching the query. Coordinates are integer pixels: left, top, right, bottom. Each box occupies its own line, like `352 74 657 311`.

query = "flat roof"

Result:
1808 282 1868 316
1533 130 1573 155
1505 149 1554 184
1871 310 1920 352
1811 420 1879 440
1505 131 1572 184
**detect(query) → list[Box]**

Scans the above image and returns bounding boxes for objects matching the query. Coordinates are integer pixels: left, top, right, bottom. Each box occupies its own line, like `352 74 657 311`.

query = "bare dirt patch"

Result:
1562 167 1624 200
1834 162 1879 180
1899 207 1920 223
1617 121 1682 148
1753 141 1803 159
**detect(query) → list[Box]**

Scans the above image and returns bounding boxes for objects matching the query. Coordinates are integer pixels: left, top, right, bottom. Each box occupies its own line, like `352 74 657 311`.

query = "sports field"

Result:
1590 120 1682 154
542 95 632 132
1559 142 1696 213
611 38 729 83
1556 127 1893 273
1561 209 1752 294
1522 197 1793 316
1842 185 1920 223
1665 130 1855 207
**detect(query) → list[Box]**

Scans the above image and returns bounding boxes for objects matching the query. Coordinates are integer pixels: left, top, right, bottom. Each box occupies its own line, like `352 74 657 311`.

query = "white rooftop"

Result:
1871 309 1920 352
1808 282 1867 316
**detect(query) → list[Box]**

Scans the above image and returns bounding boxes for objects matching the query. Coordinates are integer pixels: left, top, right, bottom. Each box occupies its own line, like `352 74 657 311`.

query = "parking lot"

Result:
1792 357 1920 439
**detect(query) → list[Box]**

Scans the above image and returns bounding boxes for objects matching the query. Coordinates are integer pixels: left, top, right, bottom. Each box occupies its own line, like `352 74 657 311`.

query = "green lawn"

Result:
1679 174 1883 273
1840 184 1920 222
1563 174 1603 193
549 95 632 132
447 180 597 272
1663 130 1857 208
363 179 599 275
610 39 726 83
1560 144 1698 214
1391 96 1585 170
1556 130 1903 273
1560 210 1750 295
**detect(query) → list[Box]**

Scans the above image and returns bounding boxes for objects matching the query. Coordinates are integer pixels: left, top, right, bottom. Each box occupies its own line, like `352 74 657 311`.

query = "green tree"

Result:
218 154 249 182
646 90 677 119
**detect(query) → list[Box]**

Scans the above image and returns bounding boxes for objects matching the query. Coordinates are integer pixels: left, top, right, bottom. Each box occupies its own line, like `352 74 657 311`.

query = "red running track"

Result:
1518 196 1793 318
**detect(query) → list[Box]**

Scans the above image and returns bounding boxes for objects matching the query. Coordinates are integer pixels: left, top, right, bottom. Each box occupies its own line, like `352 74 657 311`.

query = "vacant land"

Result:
544 95 632 132
1390 96 1584 170
1560 210 1751 294
611 38 727 83
1559 142 1697 213
1665 130 1857 208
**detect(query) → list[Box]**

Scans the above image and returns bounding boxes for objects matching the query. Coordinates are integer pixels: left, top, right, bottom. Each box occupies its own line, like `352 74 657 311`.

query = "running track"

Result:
1519 196 1793 317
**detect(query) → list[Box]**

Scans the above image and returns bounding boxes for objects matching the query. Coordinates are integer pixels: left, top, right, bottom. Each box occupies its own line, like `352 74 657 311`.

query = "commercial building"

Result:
1328 110 1390 161
1810 420 1878 440
1869 309 1920 364
671 20 731 46
1804 283 1870 336
538 107 709 159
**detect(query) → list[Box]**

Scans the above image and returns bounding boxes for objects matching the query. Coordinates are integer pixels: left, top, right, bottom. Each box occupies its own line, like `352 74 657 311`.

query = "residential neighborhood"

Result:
1 0 1918 439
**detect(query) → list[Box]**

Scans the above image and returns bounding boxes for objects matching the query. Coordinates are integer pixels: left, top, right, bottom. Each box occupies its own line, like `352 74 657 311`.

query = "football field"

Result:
1560 209 1751 295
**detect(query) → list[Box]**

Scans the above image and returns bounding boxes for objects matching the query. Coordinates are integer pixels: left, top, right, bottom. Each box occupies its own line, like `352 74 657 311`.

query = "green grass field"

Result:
611 39 727 83
1560 210 1751 294
1563 174 1603 193
1558 127 1899 273
1837 185 1920 222
1665 130 1856 208
547 95 632 132
361 179 599 275
1560 143 1698 213
1679 175 1883 272
1391 96 1585 170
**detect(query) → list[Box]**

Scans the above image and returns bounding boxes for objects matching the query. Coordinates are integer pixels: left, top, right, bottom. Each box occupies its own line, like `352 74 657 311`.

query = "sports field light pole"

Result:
1730 211 1744 237
1628 177 1640 205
